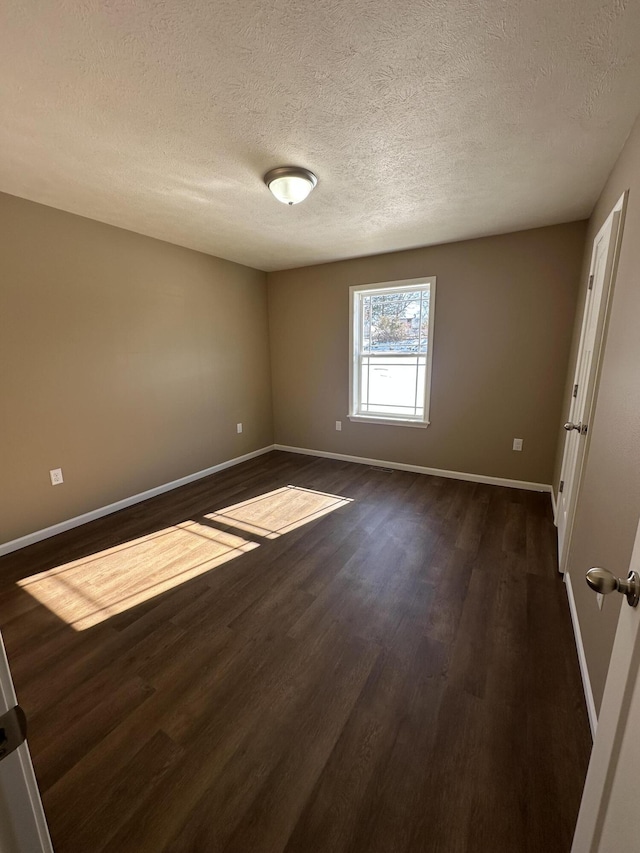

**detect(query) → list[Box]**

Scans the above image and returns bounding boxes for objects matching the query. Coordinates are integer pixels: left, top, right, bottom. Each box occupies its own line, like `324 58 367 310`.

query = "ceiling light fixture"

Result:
264 166 317 206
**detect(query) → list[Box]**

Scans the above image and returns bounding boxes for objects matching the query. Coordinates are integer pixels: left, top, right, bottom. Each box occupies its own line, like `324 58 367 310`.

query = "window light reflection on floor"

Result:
17 486 352 631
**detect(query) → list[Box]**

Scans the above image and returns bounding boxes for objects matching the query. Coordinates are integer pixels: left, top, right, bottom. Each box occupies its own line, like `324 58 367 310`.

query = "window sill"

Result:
347 415 430 429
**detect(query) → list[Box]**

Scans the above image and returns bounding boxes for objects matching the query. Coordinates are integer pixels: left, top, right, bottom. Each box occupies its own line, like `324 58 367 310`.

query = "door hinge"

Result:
588 274 594 290
0 705 27 763
559 480 565 493
573 383 579 398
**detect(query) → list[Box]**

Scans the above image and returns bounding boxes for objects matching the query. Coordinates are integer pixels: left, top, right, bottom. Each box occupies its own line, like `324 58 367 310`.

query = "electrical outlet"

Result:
597 592 604 610
236 423 243 434
513 438 523 451
335 420 342 431
50 468 64 485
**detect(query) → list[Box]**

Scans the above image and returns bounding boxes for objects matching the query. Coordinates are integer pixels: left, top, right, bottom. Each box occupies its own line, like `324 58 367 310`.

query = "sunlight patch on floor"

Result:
17 486 352 630
203 485 353 539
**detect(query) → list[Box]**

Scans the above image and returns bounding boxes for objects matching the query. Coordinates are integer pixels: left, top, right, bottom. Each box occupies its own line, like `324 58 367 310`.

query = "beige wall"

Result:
0 193 273 545
559 114 640 712
268 222 586 484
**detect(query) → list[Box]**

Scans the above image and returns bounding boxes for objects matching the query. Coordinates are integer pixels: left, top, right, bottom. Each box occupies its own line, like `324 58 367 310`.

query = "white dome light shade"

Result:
264 167 317 205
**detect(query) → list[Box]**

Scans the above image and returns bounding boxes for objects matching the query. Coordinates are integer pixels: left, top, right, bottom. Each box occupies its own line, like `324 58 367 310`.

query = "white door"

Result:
557 193 626 570
572 515 640 852
0 632 53 853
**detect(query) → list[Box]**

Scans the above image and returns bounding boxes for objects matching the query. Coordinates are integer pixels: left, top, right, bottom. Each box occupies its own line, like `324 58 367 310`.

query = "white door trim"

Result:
570 516 640 852
558 191 627 573
565 572 598 738
0 635 53 853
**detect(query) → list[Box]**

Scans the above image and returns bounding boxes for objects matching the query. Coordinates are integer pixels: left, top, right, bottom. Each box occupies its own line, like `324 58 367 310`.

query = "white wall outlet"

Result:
335 420 342 431
50 468 64 485
597 592 604 610
236 423 243 434
513 438 523 451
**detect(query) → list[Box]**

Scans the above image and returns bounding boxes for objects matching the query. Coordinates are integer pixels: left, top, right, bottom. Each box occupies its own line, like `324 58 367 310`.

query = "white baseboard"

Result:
565 571 598 739
274 444 552 493
2 443 551 557
0 445 275 558
550 486 558 525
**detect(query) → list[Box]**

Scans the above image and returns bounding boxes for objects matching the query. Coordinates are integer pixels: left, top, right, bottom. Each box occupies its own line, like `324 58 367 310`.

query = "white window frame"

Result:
348 276 436 428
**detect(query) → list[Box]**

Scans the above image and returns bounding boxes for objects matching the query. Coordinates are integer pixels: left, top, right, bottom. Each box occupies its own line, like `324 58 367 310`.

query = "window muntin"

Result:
350 279 435 426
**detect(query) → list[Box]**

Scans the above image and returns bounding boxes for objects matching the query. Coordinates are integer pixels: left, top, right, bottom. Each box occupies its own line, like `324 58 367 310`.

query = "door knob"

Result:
564 422 588 434
586 567 640 607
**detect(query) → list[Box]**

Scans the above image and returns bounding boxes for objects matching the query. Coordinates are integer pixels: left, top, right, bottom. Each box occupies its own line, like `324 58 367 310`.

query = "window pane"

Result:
360 355 425 416
360 357 369 406
416 363 426 407
364 291 425 353
418 291 429 354
362 295 372 351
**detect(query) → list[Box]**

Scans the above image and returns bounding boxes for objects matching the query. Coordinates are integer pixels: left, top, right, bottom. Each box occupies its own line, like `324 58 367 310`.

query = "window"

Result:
349 277 436 427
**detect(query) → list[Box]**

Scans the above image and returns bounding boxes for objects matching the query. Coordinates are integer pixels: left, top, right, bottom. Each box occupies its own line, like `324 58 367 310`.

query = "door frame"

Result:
0 634 53 853
557 191 628 573
571 514 640 851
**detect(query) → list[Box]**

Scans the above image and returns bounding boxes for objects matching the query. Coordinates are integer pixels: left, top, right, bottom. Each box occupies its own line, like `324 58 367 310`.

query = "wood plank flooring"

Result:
0 451 592 852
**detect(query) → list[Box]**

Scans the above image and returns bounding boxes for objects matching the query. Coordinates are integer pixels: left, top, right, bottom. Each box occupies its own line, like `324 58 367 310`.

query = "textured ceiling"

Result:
1 1 640 271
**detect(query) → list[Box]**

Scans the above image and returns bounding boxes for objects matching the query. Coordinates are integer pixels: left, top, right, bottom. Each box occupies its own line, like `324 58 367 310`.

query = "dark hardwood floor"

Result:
0 451 591 852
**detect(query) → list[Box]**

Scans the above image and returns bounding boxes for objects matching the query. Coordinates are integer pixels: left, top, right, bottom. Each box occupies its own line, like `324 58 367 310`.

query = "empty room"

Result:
2 1 640 851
